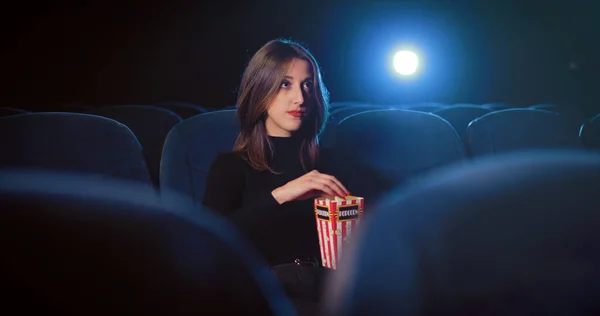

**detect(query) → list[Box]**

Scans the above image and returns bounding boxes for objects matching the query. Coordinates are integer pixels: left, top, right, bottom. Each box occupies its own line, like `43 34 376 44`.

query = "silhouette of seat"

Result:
433 106 491 144
86 105 182 186
160 110 239 204
467 109 583 157
324 150 600 315
0 107 27 117
320 106 382 149
580 112 600 150
409 103 447 112
0 112 151 184
0 169 296 315
482 102 513 111
155 102 207 119
334 109 465 206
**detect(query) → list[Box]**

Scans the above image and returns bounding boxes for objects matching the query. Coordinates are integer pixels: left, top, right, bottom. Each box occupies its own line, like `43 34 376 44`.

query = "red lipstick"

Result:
287 110 304 118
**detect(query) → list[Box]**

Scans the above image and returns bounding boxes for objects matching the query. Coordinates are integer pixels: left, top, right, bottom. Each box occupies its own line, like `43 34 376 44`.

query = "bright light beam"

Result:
393 50 419 75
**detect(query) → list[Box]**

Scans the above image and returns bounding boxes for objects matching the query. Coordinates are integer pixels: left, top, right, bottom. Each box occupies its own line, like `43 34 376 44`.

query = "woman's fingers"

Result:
310 172 348 197
310 176 346 198
310 181 337 198
324 174 350 195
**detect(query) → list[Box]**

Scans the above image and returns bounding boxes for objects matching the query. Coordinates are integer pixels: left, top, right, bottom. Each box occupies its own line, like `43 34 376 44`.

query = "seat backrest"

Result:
334 109 465 205
451 103 479 107
160 110 239 203
154 102 207 119
330 102 370 110
529 104 587 130
466 108 583 157
407 104 445 113
86 105 182 186
433 106 491 142
320 106 381 149
580 112 600 150
0 107 27 117
529 103 561 112
324 150 600 316
321 106 386 148
329 106 379 124
0 112 151 184
482 102 513 111
0 169 296 315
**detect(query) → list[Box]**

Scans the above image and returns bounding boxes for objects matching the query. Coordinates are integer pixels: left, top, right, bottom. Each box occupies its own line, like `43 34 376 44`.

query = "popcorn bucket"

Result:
314 196 364 270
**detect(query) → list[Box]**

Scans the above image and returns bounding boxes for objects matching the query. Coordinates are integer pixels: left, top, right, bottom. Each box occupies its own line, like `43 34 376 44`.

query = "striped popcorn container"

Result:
314 196 364 270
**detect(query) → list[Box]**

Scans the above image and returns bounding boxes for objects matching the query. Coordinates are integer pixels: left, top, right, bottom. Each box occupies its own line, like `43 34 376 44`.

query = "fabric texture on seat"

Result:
0 112 151 184
160 110 239 204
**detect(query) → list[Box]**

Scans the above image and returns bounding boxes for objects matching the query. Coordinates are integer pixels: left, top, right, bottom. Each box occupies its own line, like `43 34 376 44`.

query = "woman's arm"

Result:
202 153 281 232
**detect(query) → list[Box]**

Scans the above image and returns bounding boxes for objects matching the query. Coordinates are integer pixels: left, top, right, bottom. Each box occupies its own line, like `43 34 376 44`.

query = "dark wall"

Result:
1 0 599 114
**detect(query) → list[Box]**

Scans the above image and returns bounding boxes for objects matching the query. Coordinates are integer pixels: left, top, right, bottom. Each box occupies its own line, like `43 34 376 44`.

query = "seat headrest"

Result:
325 150 600 315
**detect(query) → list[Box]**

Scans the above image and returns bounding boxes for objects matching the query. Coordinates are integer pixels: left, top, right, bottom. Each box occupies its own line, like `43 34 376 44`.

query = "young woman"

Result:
202 38 349 267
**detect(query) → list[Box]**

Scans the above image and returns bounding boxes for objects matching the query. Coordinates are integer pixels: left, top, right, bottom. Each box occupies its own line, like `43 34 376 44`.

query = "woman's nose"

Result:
292 87 304 105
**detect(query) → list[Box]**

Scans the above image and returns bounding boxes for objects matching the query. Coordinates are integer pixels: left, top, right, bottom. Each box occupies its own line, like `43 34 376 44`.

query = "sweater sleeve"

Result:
202 152 281 232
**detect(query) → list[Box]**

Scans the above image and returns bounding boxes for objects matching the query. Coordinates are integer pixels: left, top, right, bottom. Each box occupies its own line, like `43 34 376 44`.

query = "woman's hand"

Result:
271 170 350 204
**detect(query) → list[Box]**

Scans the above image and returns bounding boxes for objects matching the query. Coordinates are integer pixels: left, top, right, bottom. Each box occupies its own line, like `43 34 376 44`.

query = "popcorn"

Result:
314 196 364 270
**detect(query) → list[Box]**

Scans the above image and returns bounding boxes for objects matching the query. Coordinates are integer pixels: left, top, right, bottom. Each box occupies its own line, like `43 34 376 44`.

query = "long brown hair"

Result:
234 39 330 173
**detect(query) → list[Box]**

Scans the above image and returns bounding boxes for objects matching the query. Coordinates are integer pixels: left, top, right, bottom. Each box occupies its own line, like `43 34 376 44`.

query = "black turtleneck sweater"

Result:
202 136 341 265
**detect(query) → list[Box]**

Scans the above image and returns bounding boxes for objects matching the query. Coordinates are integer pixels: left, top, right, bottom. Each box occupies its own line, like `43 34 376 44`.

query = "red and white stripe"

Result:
314 196 365 269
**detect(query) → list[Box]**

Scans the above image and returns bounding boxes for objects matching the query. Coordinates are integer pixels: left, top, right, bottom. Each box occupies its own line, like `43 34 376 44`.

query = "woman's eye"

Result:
302 81 313 91
280 81 290 88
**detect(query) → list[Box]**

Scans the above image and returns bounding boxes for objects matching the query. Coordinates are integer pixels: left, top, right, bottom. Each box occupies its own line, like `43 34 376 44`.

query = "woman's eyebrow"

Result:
283 75 313 81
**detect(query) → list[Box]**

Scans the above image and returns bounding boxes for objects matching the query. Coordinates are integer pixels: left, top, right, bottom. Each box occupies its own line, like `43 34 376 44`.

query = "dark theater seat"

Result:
0 169 296 315
160 110 239 204
0 112 152 185
334 109 465 206
467 109 583 157
324 150 600 315
86 105 183 186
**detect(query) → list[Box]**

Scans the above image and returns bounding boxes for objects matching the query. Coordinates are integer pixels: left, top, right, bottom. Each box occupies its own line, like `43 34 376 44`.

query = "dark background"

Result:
2 0 599 114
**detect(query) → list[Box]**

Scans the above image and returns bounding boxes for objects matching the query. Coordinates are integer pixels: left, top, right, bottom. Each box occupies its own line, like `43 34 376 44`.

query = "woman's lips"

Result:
288 111 304 118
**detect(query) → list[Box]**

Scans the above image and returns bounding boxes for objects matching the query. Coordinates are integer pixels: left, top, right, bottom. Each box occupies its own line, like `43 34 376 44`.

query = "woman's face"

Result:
265 58 314 137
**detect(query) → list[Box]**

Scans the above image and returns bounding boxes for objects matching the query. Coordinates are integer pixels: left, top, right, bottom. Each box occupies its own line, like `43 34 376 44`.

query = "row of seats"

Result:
330 108 587 204
3 101 593 148
86 105 183 185
1 105 598 209
2 101 592 119
321 103 590 147
2 150 599 314
1 102 209 120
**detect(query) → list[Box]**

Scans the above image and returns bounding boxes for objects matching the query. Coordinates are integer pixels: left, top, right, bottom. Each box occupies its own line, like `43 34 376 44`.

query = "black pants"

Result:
272 261 330 315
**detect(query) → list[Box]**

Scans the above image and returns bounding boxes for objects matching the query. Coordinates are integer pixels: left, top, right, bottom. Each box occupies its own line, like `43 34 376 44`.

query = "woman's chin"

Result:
285 124 302 133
